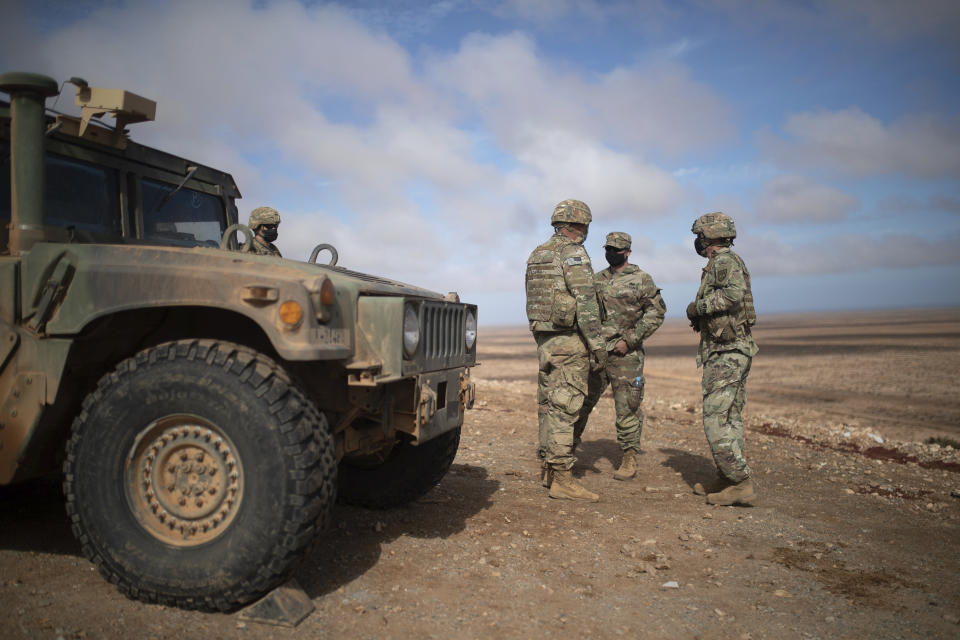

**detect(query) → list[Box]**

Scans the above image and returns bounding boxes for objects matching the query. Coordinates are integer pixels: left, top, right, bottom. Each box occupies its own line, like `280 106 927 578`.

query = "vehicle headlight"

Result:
403 305 420 358
464 309 477 350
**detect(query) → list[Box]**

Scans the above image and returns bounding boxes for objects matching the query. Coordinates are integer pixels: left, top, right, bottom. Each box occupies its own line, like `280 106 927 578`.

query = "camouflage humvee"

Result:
0 72 477 610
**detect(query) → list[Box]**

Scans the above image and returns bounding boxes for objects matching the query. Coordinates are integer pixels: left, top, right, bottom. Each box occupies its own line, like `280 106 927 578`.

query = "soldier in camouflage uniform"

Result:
526 199 607 502
574 232 665 481
686 212 758 506
245 206 282 257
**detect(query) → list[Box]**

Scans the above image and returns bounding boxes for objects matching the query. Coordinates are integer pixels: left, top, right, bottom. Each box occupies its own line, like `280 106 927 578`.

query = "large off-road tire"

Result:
337 427 460 509
63 340 336 611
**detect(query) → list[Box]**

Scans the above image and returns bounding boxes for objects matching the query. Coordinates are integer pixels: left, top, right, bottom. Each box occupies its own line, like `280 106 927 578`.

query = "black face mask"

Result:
605 247 627 267
694 236 708 257
260 228 279 243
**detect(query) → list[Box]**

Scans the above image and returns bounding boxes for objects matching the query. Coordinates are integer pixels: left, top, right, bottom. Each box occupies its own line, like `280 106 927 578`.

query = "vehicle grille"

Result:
421 301 465 367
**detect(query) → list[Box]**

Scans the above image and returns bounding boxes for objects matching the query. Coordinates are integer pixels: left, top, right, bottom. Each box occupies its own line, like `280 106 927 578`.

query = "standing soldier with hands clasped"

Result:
686 212 758 506
574 232 665 481
526 199 607 502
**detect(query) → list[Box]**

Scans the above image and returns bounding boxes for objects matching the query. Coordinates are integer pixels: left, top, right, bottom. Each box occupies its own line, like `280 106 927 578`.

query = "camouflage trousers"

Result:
535 331 589 471
574 349 645 452
702 350 752 483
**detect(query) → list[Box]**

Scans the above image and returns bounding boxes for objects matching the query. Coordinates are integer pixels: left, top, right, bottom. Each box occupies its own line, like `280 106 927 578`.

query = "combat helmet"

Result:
551 199 592 225
691 212 736 241
249 206 281 229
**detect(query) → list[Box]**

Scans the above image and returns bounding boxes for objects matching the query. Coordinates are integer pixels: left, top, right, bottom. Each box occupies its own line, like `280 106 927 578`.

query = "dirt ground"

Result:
2 308 959 639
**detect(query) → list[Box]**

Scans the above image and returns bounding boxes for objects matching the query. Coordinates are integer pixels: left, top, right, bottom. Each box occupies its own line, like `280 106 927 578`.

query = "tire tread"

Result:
63 339 335 611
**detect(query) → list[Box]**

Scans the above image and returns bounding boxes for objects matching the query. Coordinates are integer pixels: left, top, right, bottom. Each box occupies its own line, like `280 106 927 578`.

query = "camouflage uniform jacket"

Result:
595 264 666 353
248 236 282 257
695 247 758 365
525 232 604 354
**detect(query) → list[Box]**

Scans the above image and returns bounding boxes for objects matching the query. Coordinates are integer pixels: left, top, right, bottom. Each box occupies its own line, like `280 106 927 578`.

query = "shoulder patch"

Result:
565 256 583 266
716 266 729 283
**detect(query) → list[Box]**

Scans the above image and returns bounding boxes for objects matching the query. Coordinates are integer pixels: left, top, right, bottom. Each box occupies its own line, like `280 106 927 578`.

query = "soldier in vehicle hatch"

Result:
246 206 282 256
573 232 665 481
525 199 607 502
686 212 758 506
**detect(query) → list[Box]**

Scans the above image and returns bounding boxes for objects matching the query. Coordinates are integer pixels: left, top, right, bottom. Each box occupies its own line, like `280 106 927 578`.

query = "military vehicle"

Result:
0 72 477 611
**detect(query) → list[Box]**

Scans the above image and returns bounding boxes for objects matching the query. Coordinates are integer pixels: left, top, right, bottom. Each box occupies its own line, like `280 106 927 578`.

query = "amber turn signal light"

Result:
320 278 335 305
279 301 303 327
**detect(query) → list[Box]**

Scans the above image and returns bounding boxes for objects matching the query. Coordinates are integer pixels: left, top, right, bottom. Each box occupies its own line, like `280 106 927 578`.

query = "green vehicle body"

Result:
0 72 477 610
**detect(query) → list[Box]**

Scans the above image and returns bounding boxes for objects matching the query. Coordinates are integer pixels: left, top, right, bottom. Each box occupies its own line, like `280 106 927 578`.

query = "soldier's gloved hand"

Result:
591 349 607 372
685 301 698 321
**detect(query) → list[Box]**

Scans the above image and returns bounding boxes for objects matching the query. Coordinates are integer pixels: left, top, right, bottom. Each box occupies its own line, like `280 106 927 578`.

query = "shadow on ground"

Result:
659 448 716 489
0 465 500 608
576 438 641 474
294 463 499 600
0 475 81 556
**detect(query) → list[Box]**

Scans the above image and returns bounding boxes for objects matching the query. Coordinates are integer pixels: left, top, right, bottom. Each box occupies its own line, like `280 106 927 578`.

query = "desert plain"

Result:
1 308 959 639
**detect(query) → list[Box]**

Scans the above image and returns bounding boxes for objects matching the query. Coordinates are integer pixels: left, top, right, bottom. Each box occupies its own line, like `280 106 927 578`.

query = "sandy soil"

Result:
2 308 959 639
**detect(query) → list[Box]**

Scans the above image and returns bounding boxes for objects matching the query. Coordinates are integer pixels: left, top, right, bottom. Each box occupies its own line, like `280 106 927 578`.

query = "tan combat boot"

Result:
613 449 638 481
548 469 599 502
540 462 553 488
693 472 731 496
706 478 756 506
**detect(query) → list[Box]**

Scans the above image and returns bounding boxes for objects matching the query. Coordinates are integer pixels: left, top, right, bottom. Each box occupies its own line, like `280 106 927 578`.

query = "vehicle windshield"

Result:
142 177 225 246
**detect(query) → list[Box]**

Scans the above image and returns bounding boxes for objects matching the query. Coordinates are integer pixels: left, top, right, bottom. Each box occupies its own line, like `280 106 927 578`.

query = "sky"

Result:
2 0 959 325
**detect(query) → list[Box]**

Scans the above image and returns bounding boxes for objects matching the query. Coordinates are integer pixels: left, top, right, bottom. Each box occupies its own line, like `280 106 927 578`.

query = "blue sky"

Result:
3 0 959 324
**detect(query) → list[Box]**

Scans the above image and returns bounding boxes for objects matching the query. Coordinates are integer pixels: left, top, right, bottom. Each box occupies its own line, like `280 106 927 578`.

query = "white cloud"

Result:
708 0 960 44
4 0 955 325
814 0 960 42
661 37 705 59
430 31 734 158
620 227 960 290
753 175 859 222
505 129 683 219
739 231 960 276
877 194 960 215
759 108 960 179
1 1 729 245
495 0 609 24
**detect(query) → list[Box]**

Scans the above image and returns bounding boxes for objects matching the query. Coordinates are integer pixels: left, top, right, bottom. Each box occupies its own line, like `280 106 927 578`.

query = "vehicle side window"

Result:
45 154 122 236
142 178 224 245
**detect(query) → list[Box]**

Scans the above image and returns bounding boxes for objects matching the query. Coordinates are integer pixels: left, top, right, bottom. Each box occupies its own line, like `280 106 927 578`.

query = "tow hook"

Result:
459 371 475 410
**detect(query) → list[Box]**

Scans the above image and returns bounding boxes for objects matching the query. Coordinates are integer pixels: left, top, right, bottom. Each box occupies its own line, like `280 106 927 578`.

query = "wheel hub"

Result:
127 416 243 546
